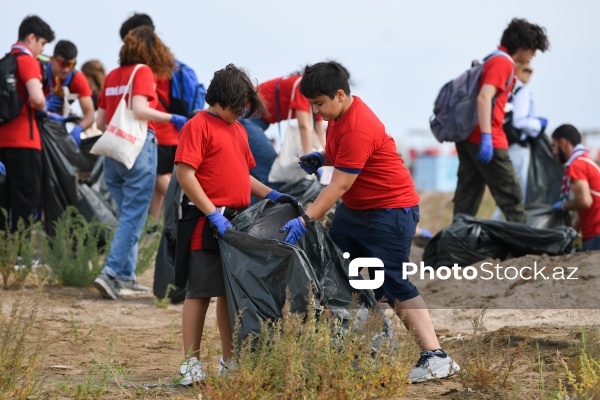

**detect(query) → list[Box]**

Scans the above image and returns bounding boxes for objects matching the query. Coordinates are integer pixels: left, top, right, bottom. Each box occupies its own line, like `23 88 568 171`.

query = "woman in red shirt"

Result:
93 26 186 300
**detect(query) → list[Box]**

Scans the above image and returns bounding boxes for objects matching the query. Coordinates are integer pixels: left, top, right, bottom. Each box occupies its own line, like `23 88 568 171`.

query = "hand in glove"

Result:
170 114 188 131
281 217 307 245
298 152 324 174
46 94 64 113
206 209 232 238
477 133 493 164
265 190 298 204
70 125 84 147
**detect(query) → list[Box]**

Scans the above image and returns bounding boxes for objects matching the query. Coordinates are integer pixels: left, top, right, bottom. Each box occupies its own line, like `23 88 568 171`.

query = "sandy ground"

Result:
2 191 598 399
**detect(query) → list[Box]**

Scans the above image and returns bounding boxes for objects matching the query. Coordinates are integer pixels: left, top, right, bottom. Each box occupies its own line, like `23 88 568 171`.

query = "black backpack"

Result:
0 52 27 125
503 86 526 146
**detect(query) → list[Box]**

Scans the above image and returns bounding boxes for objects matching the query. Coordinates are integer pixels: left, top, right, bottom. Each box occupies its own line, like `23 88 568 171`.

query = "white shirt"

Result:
511 80 542 139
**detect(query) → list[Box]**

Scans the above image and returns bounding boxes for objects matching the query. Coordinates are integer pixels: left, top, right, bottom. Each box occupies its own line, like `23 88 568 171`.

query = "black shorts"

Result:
156 145 177 175
185 250 225 298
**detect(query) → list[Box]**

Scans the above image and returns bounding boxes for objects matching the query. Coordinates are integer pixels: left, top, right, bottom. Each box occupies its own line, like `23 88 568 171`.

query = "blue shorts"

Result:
328 203 420 302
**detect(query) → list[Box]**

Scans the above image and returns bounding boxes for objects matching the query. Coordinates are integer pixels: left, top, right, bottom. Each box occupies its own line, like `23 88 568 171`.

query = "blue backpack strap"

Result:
63 70 74 87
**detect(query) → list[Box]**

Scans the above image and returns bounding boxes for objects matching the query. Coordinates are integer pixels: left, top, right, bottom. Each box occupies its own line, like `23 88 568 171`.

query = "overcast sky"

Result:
4 1 599 153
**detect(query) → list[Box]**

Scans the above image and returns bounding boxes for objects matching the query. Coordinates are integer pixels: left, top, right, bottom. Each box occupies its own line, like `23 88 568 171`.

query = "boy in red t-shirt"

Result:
0 15 54 232
281 61 458 383
174 64 296 385
551 124 600 251
41 40 95 147
454 18 549 223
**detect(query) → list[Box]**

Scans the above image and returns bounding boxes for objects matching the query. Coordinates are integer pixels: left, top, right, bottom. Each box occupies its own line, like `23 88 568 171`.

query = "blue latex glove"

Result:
477 133 493 164
0 161 6 185
36 110 69 123
553 201 564 210
419 228 433 238
46 94 64 113
265 190 298 204
298 152 324 174
281 217 307 245
206 209 232 238
69 125 84 147
539 117 548 130
170 114 188 131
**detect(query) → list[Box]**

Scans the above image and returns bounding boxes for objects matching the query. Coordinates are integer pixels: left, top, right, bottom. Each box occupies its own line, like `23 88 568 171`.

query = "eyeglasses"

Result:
55 59 76 70
522 68 533 74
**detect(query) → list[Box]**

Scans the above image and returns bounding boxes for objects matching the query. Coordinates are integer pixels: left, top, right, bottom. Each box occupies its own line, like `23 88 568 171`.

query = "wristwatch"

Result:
301 213 316 229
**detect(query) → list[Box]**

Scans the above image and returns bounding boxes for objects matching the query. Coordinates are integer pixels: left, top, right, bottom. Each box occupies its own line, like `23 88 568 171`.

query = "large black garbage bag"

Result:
525 204 571 230
220 201 392 349
277 178 323 205
423 213 577 268
526 133 563 205
39 118 118 235
153 170 186 303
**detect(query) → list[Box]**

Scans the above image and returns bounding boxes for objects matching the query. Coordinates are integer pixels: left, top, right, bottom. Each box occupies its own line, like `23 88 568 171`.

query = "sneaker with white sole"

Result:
93 272 121 300
218 356 236 377
409 349 460 383
179 357 205 386
115 278 150 294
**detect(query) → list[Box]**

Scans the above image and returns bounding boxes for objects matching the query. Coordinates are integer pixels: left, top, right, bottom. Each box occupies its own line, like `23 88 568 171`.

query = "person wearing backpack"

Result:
118 13 200 224
0 15 55 232
40 40 96 147
453 18 549 223
492 61 548 219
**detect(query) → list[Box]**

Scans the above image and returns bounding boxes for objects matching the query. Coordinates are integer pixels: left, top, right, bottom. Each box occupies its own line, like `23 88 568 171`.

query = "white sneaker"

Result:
179 357 205 386
218 356 236 377
409 349 460 383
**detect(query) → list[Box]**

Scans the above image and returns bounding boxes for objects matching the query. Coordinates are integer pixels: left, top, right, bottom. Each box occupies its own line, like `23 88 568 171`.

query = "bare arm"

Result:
77 95 96 130
296 109 314 155
564 179 593 211
314 119 325 148
25 78 45 111
304 169 358 220
176 162 218 215
250 176 274 199
96 108 106 131
132 95 172 123
476 84 497 134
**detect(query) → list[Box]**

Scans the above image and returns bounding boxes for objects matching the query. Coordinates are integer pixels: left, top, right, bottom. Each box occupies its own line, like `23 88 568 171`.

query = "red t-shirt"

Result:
154 77 179 146
175 110 256 249
565 156 600 239
467 47 515 150
0 47 43 150
325 96 420 210
42 69 93 99
257 75 322 124
97 64 158 132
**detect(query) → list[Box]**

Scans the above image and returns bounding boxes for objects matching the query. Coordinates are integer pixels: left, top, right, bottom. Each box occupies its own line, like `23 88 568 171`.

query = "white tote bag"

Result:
268 78 323 183
90 64 148 169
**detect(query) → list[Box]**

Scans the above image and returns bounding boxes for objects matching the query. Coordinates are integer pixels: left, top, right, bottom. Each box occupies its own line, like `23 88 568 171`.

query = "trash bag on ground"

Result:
39 118 117 235
219 200 394 351
153 169 186 303
422 213 577 269
525 204 571 230
526 133 564 205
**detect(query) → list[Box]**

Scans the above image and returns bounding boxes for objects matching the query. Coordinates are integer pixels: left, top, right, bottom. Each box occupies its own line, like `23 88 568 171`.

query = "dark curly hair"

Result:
500 18 549 55
119 12 154 40
119 26 173 79
205 64 267 119
18 15 55 43
551 124 582 146
300 61 351 99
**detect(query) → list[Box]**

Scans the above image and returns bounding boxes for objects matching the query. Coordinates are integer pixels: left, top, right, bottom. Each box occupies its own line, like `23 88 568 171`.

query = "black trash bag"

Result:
220 201 393 350
423 213 577 269
525 204 571 230
277 178 323 205
526 133 563 205
153 170 186 303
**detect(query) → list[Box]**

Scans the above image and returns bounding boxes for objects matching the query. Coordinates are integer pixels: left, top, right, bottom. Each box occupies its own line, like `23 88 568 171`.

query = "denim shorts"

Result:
328 203 420 302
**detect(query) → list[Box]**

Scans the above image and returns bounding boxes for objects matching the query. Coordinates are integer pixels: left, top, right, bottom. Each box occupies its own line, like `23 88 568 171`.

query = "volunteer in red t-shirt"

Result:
92 26 186 301
41 40 95 147
454 18 549 223
552 124 600 251
281 62 459 383
239 74 326 187
0 16 54 232
174 64 297 386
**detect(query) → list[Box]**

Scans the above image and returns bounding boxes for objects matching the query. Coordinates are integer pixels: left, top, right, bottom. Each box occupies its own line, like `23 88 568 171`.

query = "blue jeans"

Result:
102 130 157 280
328 203 421 302
239 117 277 186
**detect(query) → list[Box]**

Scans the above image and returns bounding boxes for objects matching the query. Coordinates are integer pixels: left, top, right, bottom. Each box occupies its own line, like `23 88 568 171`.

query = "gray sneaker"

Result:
409 349 460 383
93 272 121 300
116 278 150 294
